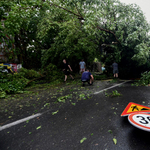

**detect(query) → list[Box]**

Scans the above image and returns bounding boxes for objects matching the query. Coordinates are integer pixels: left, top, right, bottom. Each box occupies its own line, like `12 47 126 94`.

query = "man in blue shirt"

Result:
81 69 94 86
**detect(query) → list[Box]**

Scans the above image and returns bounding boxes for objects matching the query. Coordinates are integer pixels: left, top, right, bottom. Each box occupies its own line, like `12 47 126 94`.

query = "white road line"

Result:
0 80 130 132
94 81 130 95
0 113 42 131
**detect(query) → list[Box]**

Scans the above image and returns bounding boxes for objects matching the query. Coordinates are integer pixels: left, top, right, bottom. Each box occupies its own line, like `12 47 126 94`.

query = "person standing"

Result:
79 59 86 74
63 59 74 82
112 61 119 78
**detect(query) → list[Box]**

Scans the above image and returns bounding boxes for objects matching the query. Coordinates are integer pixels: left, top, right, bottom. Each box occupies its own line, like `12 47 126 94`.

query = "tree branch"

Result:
47 2 120 44
97 26 121 44
49 2 84 20
75 3 83 19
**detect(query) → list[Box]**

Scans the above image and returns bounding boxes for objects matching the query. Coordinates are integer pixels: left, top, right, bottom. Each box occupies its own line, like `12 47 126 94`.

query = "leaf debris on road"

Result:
113 138 117 145
80 137 87 143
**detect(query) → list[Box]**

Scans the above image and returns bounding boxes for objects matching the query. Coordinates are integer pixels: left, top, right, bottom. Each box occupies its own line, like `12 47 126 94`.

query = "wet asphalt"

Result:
0 81 150 150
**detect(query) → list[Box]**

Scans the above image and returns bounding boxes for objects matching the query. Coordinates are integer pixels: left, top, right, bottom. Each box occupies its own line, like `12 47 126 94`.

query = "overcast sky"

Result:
119 0 150 23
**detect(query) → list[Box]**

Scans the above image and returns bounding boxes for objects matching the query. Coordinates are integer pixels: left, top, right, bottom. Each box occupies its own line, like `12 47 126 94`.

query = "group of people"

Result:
63 59 119 86
63 59 94 86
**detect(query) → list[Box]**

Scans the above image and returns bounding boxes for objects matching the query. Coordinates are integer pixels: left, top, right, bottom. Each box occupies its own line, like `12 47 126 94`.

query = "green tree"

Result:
1 0 150 77
0 0 43 68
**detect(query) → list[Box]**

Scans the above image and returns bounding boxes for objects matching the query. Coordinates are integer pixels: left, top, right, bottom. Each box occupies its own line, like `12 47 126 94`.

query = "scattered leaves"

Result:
108 130 112 134
113 138 117 145
52 110 59 115
36 126 41 130
80 137 87 143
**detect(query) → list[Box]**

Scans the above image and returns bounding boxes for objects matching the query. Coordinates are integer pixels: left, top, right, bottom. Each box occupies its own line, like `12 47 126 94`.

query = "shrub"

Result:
0 70 29 97
0 77 29 94
139 71 150 85
133 71 150 86
18 68 40 79
0 90 6 99
131 71 150 86
42 63 63 81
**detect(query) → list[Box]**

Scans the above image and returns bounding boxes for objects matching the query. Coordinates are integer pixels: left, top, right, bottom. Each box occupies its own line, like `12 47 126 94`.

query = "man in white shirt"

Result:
79 59 86 74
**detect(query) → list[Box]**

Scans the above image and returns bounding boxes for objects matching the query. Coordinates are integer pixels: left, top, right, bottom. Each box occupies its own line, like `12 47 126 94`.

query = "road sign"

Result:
128 113 150 132
121 102 150 116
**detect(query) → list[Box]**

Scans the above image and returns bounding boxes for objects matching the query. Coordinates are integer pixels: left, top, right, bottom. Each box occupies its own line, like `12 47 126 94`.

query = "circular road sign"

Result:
128 112 150 132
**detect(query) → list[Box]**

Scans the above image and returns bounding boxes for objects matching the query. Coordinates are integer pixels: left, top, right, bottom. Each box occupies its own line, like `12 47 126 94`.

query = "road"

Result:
0 81 150 150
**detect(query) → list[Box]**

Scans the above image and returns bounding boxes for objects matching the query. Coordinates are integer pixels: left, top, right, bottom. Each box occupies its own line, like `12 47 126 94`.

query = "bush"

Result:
138 71 150 86
18 68 40 79
42 63 63 81
131 71 150 86
0 70 29 98
0 91 6 98
0 77 29 94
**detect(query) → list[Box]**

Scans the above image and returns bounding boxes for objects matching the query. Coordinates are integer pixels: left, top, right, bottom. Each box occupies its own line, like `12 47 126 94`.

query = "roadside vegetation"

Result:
132 71 150 86
0 64 64 99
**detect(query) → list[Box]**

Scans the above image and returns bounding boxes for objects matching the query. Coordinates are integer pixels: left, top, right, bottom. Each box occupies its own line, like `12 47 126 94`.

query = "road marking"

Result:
94 81 130 95
0 80 130 132
0 113 42 131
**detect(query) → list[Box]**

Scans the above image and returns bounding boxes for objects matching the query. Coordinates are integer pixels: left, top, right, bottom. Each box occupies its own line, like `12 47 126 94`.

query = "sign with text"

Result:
128 113 150 132
121 102 150 116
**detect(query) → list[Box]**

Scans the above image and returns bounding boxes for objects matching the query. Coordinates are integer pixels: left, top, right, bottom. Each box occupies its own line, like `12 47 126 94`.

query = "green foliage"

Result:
113 138 117 145
42 63 63 81
105 90 122 97
57 94 72 103
139 71 150 85
0 68 42 97
80 137 87 143
0 91 6 99
133 71 150 86
18 68 40 79
0 75 28 95
1 0 150 77
52 110 59 115
79 94 86 100
132 43 150 66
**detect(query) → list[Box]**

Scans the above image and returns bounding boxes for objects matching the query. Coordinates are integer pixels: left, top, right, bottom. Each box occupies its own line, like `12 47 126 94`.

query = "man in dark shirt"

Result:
112 62 119 78
63 59 74 82
81 69 94 86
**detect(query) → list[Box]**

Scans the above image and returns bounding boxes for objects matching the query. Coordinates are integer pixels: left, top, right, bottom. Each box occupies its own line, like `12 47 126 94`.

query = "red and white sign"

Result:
121 102 150 117
128 113 150 132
